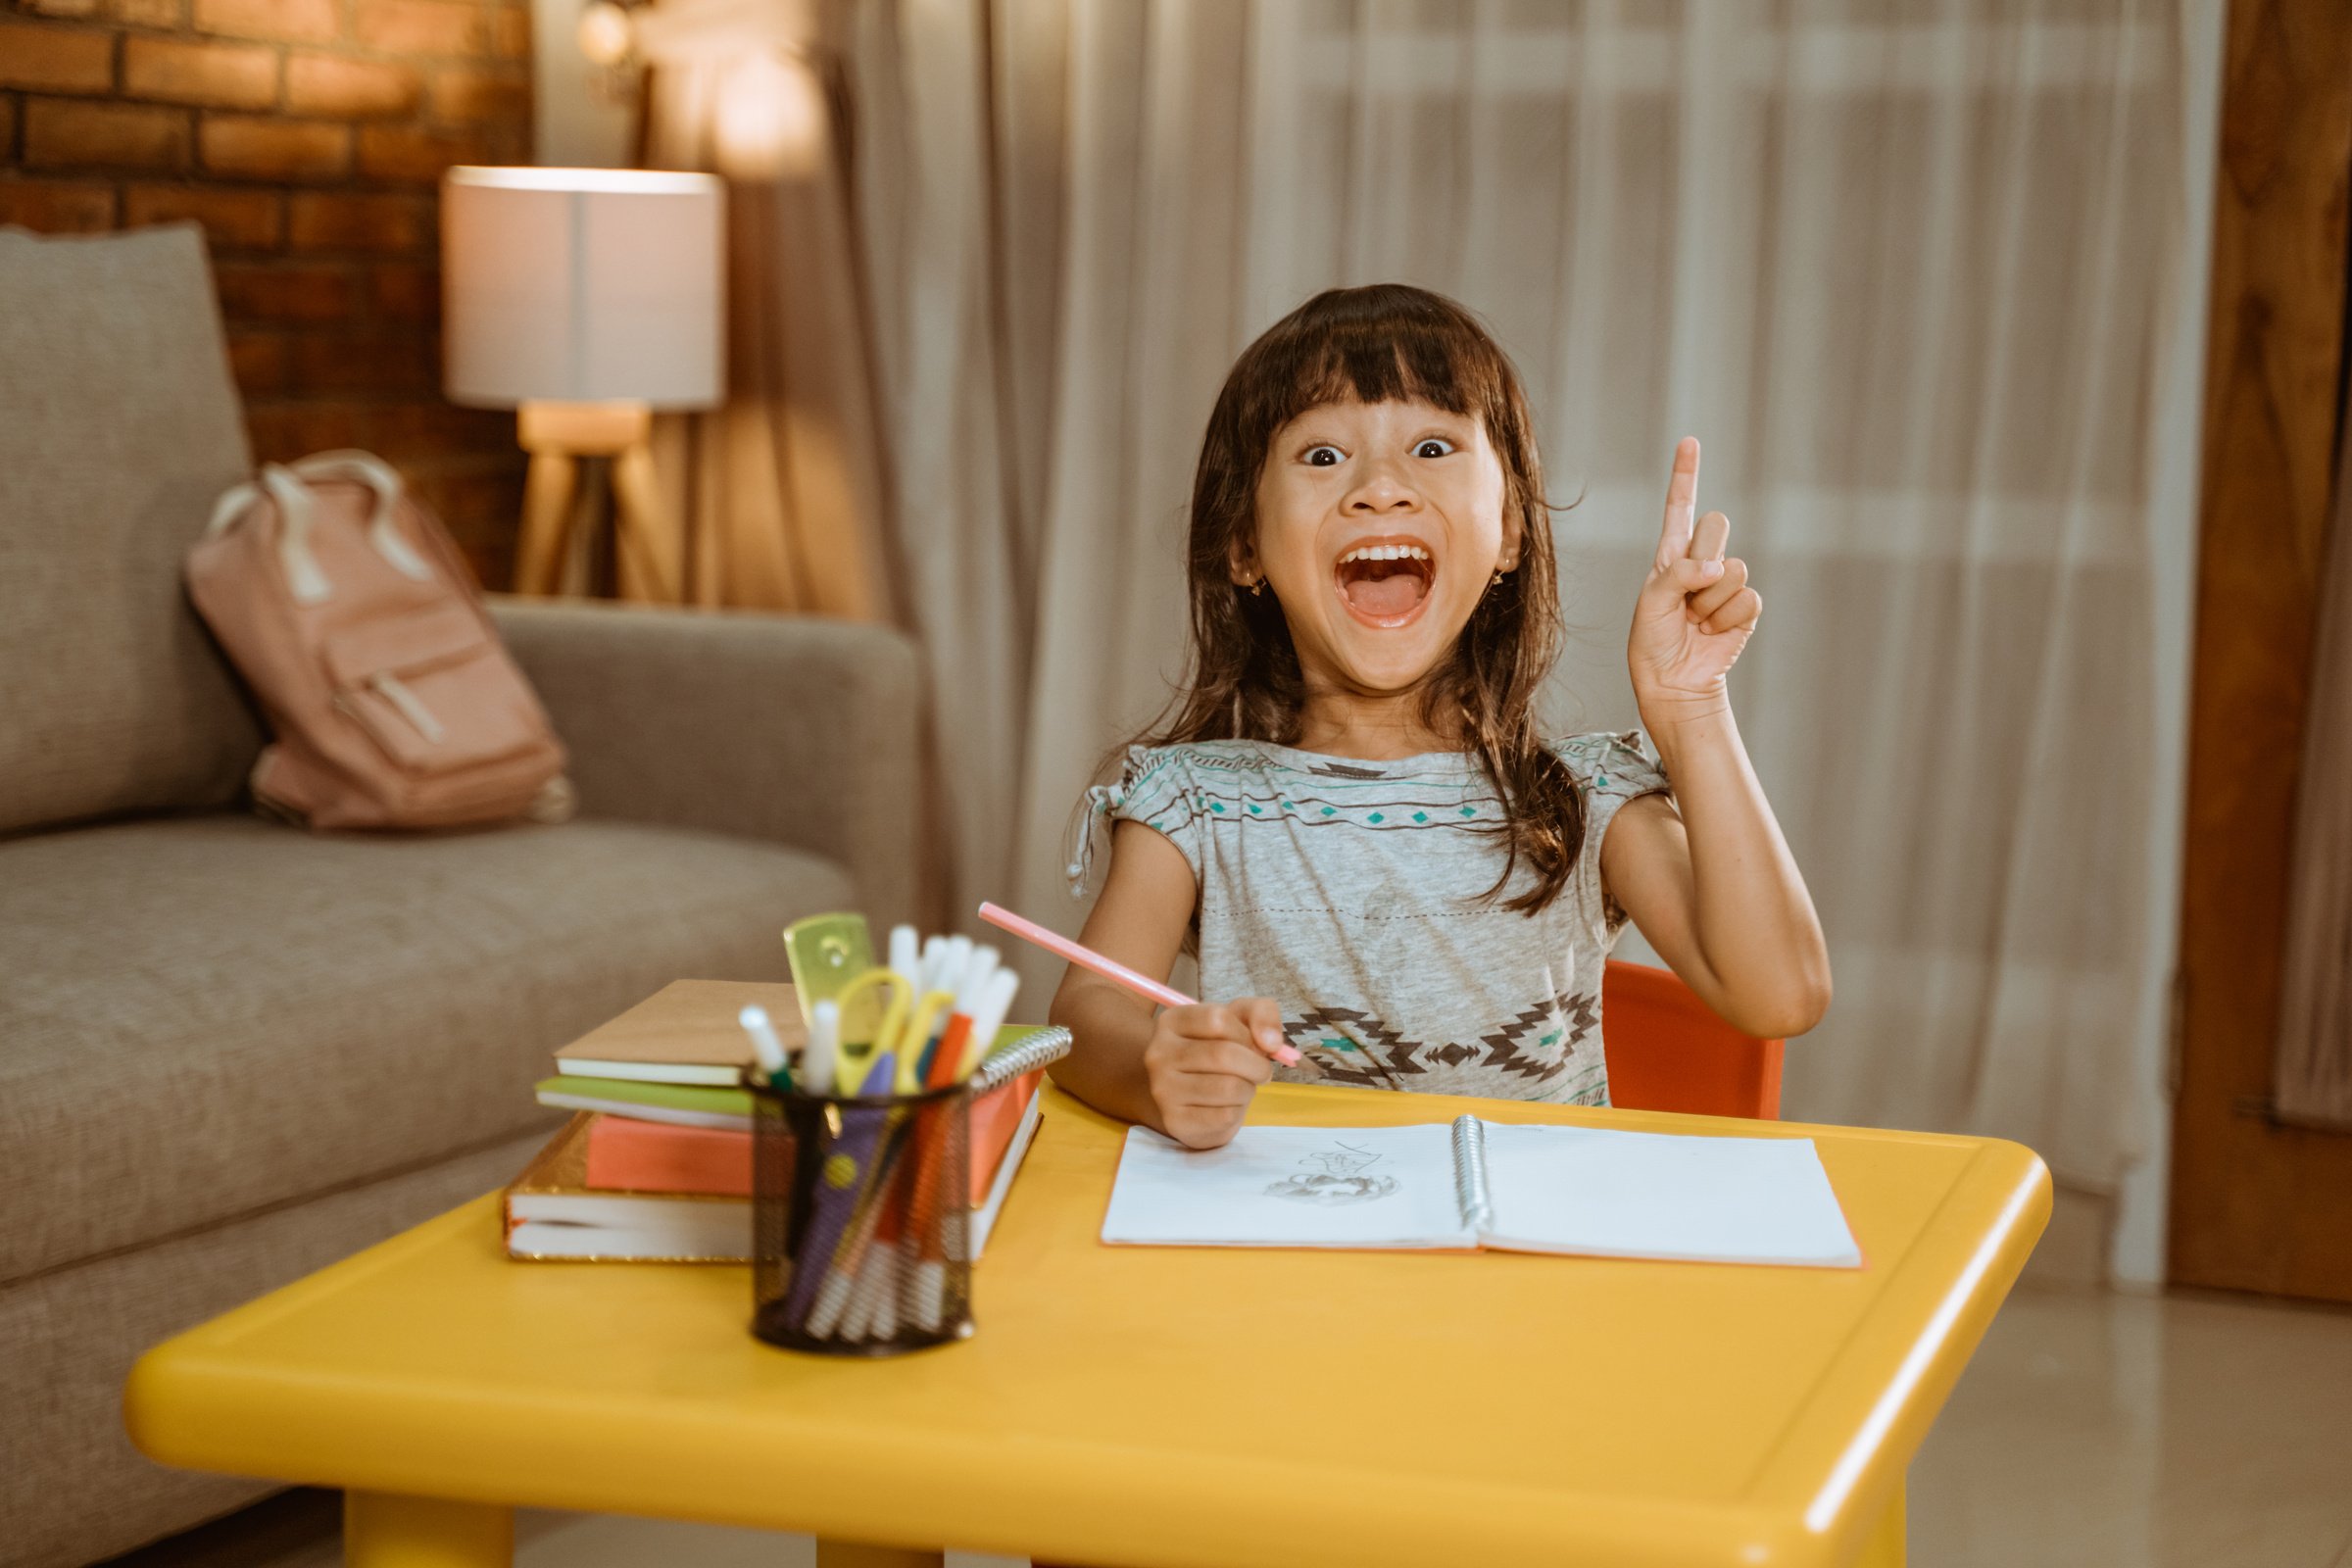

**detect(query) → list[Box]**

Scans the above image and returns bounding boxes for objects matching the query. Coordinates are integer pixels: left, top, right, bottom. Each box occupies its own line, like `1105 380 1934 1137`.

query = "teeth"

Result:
1340 544 1431 564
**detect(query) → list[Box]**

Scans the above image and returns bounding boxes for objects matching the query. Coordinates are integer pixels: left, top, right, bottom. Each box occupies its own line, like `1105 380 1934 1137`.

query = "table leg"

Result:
1854 1476 1906 1567
344 1491 514 1567
814 1542 946 1568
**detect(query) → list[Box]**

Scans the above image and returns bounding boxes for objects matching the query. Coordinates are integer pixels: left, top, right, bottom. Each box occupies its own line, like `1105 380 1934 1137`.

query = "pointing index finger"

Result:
1656 436 1701 569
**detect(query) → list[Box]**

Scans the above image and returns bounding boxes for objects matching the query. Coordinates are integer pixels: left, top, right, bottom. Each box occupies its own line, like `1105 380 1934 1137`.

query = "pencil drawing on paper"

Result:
1264 1140 1399 1205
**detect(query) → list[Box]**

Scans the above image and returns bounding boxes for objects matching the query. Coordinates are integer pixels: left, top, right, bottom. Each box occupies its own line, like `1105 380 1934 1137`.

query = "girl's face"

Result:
1236 397 1520 698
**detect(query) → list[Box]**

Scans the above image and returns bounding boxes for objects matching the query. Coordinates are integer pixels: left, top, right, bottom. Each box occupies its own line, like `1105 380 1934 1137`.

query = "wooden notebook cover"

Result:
554 979 807 1077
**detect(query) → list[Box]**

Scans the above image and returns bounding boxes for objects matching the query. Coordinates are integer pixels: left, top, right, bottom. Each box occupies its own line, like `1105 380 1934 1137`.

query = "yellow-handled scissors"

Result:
830 968 910 1097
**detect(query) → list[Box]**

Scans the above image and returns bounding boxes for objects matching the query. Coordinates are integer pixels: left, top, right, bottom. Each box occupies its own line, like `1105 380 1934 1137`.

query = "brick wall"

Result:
0 0 534 586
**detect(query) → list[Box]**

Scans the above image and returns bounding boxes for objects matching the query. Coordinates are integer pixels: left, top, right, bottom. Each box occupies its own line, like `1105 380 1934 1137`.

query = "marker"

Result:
976 901 1299 1065
922 1018 974 1092
952 967 1023 1081
915 933 949 994
804 1000 840 1095
897 989 957 1093
888 925 921 987
938 935 975 999
738 1004 792 1088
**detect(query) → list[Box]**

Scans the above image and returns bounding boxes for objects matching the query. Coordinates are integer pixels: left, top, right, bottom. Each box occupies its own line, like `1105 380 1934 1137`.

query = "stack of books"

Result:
505 979 1059 1262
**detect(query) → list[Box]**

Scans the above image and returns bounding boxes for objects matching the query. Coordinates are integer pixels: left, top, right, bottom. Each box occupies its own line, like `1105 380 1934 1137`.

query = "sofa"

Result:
0 224 921 1566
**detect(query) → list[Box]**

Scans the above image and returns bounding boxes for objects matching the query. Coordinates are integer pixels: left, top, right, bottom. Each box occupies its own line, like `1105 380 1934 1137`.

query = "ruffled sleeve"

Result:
1067 745 1203 897
1553 730 1673 939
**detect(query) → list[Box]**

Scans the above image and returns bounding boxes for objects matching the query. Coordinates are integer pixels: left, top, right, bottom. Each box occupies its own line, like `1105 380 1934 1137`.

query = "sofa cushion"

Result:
0 225 264 837
0 1130 550 1568
0 814 855 1284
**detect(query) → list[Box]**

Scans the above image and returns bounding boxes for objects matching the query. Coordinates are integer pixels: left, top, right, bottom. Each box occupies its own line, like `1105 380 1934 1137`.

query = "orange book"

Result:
583 1070 1046 1207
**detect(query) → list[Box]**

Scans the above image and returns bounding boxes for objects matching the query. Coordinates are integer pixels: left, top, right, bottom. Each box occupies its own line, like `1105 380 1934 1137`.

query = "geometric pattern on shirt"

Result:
1281 990 1597 1091
1476 987 1597 1085
1123 745 1497 838
1285 1006 1429 1090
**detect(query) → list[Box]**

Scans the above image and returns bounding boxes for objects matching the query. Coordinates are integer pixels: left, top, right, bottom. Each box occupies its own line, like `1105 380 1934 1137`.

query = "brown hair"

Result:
1139 281 1583 913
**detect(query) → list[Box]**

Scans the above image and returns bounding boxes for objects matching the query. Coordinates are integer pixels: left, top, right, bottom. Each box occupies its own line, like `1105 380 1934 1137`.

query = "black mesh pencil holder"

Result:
751 1078 975 1355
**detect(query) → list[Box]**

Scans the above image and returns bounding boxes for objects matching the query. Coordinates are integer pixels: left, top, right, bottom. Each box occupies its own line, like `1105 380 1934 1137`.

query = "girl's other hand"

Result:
1143 999 1285 1150
1627 437 1763 727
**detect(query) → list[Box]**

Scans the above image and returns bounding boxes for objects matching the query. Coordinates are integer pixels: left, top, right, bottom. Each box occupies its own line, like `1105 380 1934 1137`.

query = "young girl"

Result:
1050 284 1829 1150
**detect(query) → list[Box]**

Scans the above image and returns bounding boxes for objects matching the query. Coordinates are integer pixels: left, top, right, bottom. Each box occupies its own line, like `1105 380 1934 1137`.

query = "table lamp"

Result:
441 166 725 601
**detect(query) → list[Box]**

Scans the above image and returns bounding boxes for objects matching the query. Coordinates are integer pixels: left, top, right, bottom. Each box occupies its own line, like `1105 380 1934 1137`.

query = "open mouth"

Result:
1334 540 1437 626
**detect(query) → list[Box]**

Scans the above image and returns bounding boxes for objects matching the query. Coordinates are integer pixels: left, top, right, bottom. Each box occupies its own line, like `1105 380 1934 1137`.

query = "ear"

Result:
1497 503 1527 574
1226 536 1259 588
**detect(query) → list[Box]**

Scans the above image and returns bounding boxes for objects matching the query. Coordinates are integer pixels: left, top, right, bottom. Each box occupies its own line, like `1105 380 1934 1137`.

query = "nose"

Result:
1345 457 1421 514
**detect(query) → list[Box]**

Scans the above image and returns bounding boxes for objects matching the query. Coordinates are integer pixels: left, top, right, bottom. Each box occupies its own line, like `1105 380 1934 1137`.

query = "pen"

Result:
780 1097 893 1327
805 1111 913 1338
977 901 1300 1065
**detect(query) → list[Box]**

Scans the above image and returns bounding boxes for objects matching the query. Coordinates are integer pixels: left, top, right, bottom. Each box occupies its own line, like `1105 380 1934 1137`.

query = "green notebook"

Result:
534 1074 754 1131
534 1025 1068 1131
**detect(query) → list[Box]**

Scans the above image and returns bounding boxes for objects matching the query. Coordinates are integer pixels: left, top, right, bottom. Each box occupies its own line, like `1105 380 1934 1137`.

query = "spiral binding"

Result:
1451 1114 1494 1237
970 1024 1072 1093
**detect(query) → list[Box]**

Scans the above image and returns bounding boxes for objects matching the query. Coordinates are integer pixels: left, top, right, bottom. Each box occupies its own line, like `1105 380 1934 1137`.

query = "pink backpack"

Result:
186 451 572 830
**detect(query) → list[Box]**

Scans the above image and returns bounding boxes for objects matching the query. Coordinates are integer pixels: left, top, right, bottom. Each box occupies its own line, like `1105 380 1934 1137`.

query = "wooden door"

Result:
2170 0 2352 1302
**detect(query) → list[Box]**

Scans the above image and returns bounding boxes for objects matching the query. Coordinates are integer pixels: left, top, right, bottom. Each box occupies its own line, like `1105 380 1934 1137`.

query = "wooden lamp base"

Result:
511 400 680 602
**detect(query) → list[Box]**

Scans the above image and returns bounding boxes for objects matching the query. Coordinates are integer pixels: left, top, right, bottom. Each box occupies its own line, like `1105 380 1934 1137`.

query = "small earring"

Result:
1249 577 1265 598
1491 567 1506 587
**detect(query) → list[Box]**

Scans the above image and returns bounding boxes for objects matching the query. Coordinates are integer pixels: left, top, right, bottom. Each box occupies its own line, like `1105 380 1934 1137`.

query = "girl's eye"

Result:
1303 445 1345 466
1414 438 1456 459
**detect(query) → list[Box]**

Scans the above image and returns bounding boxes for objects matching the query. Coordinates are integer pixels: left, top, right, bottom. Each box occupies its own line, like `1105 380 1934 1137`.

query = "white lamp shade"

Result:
441 167 725 410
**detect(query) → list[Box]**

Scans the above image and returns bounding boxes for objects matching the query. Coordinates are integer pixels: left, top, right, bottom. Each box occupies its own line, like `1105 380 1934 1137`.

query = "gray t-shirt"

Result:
1071 733 1671 1105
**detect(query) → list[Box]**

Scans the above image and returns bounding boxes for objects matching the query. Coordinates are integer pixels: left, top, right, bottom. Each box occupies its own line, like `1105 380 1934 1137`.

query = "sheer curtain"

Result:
848 0 2219 1209
634 0 897 617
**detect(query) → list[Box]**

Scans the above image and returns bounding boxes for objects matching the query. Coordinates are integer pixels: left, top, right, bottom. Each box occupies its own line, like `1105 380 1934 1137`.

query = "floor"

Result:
101 1283 2352 1568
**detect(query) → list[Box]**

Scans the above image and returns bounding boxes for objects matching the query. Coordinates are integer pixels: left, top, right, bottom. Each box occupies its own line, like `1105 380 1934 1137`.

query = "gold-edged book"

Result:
503 1114 750 1262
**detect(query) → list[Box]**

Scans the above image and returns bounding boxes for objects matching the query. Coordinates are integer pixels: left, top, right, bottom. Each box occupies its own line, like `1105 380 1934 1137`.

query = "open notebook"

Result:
1102 1118 1861 1268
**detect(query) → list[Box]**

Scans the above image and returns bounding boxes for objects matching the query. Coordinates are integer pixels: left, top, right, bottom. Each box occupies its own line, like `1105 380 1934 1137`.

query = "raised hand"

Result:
1626 437 1761 722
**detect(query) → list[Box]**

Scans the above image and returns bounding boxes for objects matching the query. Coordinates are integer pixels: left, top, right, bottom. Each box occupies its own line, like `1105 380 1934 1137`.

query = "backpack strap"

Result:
259 464 334 605
289 450 435 583
204 453 435 606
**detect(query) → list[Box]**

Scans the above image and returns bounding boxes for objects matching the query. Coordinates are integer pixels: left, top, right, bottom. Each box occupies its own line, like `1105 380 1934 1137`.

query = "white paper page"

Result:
1101 1124 1473 1249
968 1091 1043 1261
1479 1123 1862 1268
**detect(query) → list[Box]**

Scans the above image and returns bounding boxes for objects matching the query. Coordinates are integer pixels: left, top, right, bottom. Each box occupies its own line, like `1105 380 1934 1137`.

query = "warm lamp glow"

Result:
576 0 633 65
713 52 825 179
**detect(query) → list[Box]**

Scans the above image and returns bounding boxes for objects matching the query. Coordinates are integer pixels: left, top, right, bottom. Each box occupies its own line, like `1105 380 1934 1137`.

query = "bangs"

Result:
1254 284 1517 436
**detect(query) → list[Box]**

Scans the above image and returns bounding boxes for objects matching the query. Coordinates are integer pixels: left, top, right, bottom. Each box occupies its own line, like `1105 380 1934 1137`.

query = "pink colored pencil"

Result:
975 901 1300 1065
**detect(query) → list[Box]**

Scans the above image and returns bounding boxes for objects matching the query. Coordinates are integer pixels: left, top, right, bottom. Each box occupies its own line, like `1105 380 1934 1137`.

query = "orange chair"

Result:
1600 958 1783 1120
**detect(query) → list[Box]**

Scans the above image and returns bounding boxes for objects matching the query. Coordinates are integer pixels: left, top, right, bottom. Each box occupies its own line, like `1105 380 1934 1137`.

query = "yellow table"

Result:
125 1084 2046 1568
